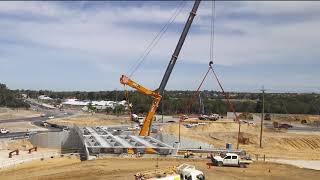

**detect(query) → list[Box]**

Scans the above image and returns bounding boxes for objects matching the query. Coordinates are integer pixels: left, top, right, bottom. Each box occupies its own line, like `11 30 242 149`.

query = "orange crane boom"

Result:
120 75 161 136
120 0 201 136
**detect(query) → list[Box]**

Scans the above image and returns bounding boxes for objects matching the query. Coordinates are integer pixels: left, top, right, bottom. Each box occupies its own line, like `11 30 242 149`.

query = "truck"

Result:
0 128 9 134
198 114 209 120
135 163 205 180
210 153 253 168
131 114 145 125
208 114 220 121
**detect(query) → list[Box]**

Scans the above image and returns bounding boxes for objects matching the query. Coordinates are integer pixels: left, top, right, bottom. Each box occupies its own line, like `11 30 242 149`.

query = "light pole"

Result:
179 116 181 143
259 86 266 148
115 89 119 117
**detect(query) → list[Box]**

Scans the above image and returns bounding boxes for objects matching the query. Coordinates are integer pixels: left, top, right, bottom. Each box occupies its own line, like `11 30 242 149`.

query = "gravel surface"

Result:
268 159 320 170
155 133 213 149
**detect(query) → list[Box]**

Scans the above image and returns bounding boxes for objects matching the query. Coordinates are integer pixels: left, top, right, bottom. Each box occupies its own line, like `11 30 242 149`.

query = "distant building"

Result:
20 94 28 99
62 99 89 109
62 99 127 111
38 95 53 101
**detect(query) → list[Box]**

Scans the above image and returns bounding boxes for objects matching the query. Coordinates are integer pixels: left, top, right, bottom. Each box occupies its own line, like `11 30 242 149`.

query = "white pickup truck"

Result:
0 128 9 134
135 163 205 180
177 163 205 180
211 153 253 168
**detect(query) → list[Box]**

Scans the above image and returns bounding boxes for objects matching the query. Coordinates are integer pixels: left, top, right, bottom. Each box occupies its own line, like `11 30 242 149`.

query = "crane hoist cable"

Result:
210 0 216 61
209 63 239 122
184 0 216 115
209 62 242 150
185 62 211 114
123 85 133 120
127 0 188 78
121 0 202 136
184 1 238 122
123 1 187 121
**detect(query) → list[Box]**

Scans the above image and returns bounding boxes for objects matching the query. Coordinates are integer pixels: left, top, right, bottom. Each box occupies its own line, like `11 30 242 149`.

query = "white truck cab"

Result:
0 128 9 134
177 164 205 180
211 153 252 168
135 163 204 180
209 114 220 121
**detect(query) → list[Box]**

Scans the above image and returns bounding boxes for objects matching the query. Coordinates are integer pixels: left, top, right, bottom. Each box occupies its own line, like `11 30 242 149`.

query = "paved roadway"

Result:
252 114 320 132
0 106 76 139
264 123 320 132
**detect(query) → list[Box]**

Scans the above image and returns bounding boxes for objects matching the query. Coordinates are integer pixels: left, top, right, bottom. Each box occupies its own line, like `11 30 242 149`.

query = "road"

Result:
264 123 320 132
0 131 35 139
0 106 77 139
252 114 320 132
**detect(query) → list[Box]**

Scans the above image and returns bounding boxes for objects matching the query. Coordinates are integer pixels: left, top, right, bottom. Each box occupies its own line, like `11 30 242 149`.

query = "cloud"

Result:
0 1 319 91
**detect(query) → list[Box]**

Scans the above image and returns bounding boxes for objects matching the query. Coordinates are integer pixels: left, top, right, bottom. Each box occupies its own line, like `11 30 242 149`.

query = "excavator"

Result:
120 0 201 136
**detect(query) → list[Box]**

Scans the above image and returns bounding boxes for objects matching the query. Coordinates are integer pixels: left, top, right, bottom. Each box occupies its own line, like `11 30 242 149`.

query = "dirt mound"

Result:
0 139 33 151
281 137 320 150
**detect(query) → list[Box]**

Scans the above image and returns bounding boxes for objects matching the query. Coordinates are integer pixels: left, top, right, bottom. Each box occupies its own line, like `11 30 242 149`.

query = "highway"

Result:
252 114 320 132
0 131 35 139
0 103 77 139
264 123 320 132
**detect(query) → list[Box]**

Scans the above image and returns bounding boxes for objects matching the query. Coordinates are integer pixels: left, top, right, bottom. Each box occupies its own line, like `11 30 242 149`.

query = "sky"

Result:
0 1 320 93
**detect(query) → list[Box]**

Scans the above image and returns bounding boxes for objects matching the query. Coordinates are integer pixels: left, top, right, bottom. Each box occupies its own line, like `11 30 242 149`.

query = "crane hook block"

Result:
209 61 213 67
120 75 129 84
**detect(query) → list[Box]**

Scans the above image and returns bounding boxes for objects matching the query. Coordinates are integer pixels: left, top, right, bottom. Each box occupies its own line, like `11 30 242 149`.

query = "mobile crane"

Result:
120 0 201 136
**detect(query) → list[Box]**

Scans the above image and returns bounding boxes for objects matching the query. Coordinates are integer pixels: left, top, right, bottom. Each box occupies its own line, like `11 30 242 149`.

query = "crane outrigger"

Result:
120 0 201 136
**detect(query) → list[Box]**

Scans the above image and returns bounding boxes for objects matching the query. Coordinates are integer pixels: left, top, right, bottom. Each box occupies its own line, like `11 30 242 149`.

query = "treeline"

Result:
15 89 320 115
0 84 30 109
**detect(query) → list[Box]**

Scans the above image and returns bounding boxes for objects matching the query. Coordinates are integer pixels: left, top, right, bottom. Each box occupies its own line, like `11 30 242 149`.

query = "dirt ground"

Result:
0 139 34 151
272 114 320 125
0 157 319 180
162 121 320 160
0 122 46 132
0 108 40 120
48 113 131 127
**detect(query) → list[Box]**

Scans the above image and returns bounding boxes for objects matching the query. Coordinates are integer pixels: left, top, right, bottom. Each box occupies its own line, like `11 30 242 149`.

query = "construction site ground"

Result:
47 113 320 160
162 120 320 160
0 157 320 180
0 139 60 169
0 108 40 121
10 112 317 178
0 122 47 132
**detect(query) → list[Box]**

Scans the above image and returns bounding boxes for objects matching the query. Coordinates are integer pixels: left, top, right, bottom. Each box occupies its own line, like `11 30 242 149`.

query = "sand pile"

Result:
0 139 33 151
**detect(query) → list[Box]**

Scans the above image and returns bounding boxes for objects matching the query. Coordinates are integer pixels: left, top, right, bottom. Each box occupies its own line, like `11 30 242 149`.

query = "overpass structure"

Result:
75 126 174 158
